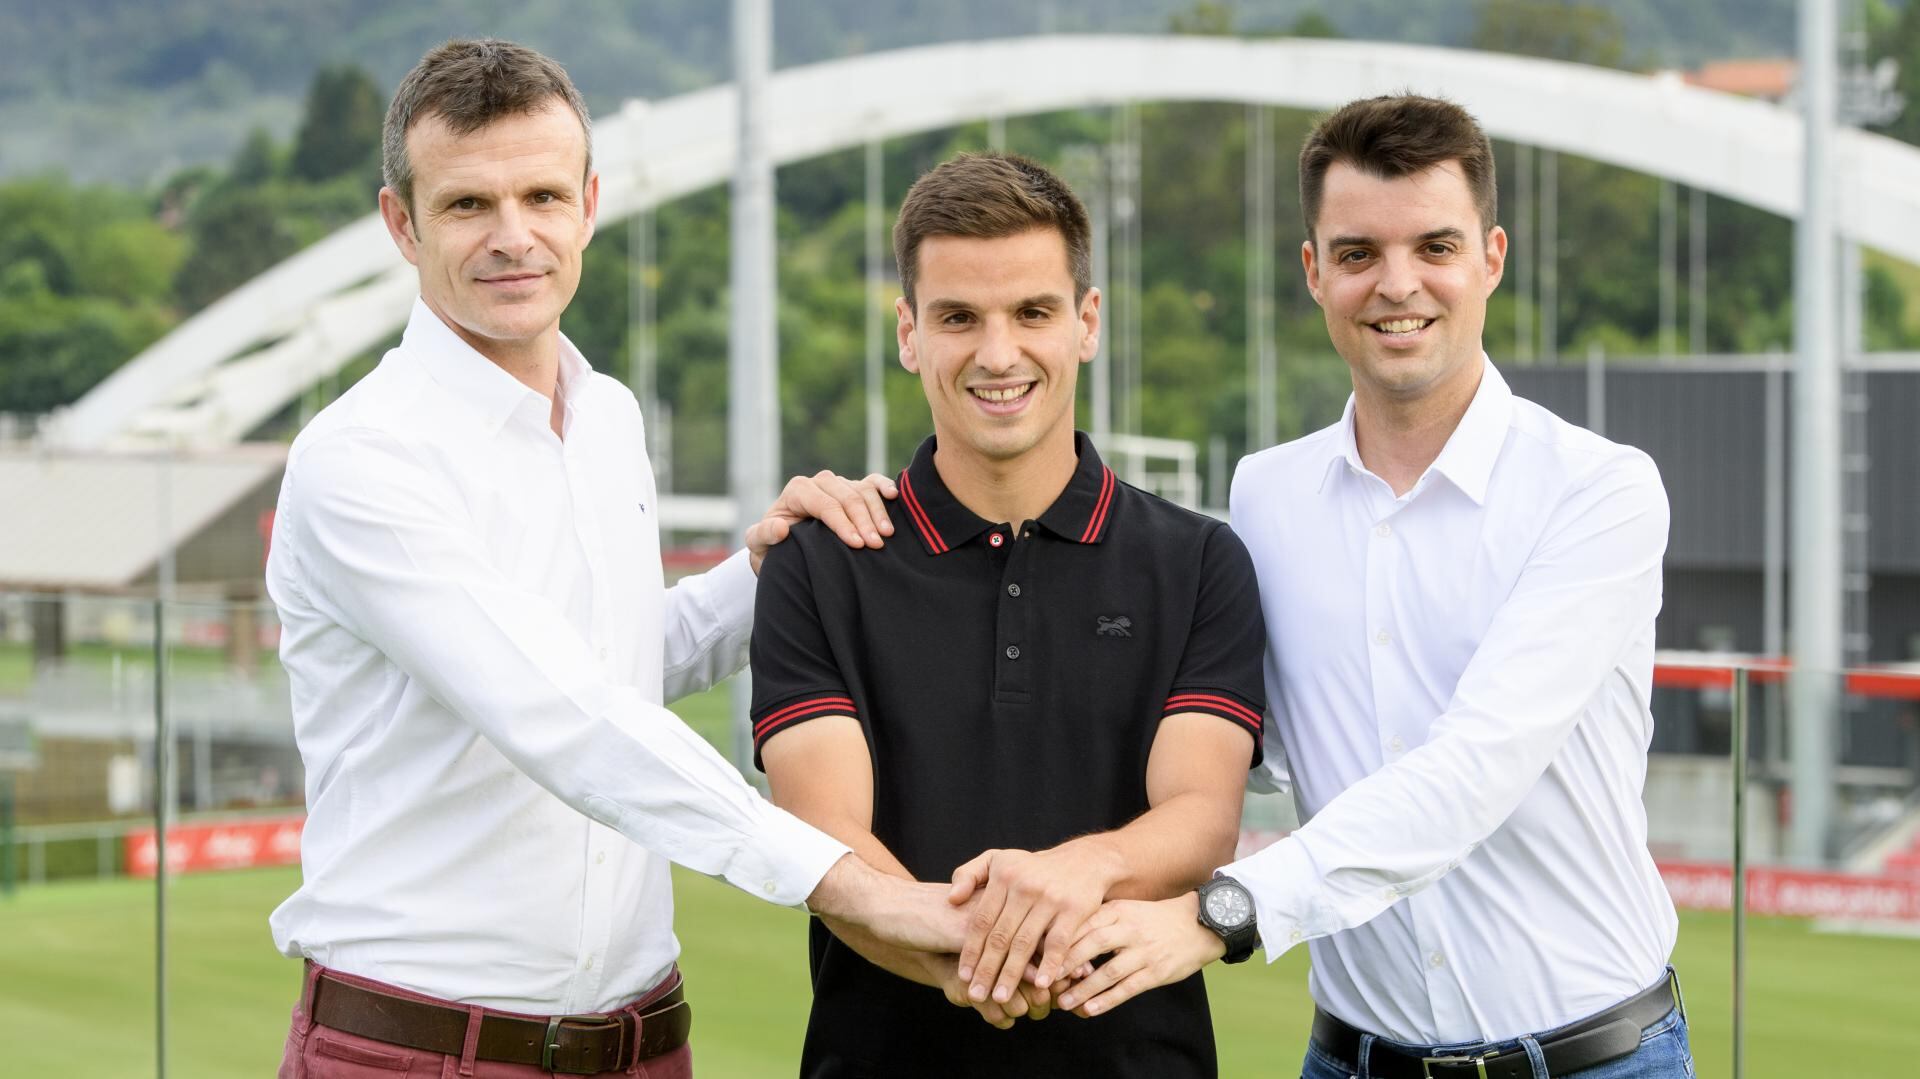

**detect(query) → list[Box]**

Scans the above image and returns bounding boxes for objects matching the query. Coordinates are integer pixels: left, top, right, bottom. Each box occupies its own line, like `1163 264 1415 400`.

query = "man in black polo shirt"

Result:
749 151 1267 1077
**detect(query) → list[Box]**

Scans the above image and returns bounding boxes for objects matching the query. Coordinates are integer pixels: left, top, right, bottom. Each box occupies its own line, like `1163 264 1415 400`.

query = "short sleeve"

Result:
749 529 859 771
1161 523 1268 766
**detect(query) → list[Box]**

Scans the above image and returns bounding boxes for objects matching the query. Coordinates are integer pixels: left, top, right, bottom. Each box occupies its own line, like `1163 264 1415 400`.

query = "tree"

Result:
291 64 384 184
1868 0 1920 148
228 126 281 187
1471 0 1627 68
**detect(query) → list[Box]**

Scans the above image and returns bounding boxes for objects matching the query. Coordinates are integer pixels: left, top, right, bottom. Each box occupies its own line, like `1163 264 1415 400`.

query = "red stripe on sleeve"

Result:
1164 692 1263 731
753 696 856 738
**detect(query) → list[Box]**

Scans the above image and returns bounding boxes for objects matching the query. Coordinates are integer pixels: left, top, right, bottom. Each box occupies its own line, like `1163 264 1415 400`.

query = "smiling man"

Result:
268 40 970 1079
747 152 1266 1076
1053 95 1693 1079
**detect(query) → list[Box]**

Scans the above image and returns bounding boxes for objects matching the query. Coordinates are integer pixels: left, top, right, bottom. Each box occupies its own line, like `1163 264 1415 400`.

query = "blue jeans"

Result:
1299 1008 1694 1079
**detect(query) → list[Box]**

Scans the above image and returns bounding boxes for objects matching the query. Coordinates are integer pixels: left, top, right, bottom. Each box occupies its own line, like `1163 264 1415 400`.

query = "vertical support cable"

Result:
629 194 659 463
1513 142 1534 363
1689 186 1707 355
1659 179 1678 355
1539 150 1559 364
1245 103 1276 454
865 137 886 477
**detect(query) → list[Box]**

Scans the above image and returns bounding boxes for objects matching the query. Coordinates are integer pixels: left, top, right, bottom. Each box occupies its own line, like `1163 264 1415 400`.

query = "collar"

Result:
897 432 1119 556
1426 356 1512 505
1316 354 1511 505
401 297 592 435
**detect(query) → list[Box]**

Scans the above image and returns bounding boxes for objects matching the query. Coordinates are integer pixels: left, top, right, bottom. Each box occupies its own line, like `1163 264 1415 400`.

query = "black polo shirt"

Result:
750 432 1266 1079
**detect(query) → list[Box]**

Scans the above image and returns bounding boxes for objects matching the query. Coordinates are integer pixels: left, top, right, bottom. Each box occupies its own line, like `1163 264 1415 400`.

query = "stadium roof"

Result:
1 446 285 592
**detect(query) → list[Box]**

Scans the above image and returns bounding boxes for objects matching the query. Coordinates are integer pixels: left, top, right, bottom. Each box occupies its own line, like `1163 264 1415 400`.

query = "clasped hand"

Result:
942 842 1120 1023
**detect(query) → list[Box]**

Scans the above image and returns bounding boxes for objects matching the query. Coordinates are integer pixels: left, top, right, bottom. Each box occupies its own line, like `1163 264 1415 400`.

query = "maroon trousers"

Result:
279 962 693 1078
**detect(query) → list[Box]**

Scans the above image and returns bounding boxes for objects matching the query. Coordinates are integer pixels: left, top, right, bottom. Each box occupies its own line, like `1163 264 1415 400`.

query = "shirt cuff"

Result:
724 801 851 907
1223 835 1319 962
708 548 759 638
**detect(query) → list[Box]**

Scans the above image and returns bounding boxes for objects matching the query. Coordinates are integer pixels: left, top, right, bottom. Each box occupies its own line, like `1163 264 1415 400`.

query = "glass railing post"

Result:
1731 665 1749 1079
152 596 170 1079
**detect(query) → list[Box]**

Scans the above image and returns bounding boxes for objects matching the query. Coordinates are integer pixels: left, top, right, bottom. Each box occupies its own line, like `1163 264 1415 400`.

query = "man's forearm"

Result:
1058 789 1241 901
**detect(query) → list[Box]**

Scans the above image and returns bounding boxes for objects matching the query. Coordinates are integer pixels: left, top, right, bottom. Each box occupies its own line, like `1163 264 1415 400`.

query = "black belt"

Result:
309 966 691 1075
1310 972 1680 1079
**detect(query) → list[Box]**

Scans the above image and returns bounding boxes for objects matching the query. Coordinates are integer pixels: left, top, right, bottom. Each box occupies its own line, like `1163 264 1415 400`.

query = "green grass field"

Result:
5 685 1918 1074
2 865 1918 1077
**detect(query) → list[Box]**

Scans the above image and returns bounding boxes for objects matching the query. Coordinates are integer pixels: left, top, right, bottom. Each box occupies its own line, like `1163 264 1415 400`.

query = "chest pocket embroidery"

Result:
1096 615 1132 638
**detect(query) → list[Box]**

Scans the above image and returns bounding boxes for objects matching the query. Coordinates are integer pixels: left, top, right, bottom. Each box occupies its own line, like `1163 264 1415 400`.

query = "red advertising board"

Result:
125 815 304 878
1237 831 1920 923
1657 860 1920 922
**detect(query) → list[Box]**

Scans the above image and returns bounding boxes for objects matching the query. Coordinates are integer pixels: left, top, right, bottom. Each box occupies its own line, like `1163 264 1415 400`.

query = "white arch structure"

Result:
45 33 1920 451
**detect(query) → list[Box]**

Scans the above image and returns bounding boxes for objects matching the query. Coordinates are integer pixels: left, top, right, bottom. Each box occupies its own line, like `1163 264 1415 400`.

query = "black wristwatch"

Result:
1195 875 1258 964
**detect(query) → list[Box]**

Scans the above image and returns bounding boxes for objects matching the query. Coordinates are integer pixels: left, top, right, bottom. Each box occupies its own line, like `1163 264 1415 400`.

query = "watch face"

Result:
1205 883 1252 929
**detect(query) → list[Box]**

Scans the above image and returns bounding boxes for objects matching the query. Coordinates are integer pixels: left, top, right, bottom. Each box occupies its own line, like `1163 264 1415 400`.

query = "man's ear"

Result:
1481 224 1508 296
1077 286 1102 364
379 187 421 267
1300 239 1323 307
580 169 601 246
896 296 919 373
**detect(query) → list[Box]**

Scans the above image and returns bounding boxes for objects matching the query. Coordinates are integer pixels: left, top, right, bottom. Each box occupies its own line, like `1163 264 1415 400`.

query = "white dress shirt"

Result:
1225 357 1677 1044
266 300 848 1013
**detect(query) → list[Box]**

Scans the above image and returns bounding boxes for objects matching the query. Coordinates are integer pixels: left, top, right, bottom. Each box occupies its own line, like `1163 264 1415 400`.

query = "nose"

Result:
975 315 1021 374
1374 249 1421 306
488 201 536 261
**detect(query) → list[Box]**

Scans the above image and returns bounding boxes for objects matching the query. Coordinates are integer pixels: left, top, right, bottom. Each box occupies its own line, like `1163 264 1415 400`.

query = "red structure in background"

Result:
126 815 303 878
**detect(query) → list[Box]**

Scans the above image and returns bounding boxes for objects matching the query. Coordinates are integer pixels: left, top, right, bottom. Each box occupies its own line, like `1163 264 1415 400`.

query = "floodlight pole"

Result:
1790 0 1841 868
865 137 887 477
729 0 777 775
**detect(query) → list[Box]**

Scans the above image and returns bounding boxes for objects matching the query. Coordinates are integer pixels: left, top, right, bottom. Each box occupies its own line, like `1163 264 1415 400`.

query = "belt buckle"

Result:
1422 1052 1494 1079
542 1013 624 1075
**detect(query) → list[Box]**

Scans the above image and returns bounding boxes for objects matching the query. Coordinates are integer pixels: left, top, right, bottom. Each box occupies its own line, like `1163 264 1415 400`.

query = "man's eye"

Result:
531 192 556 204
1338 250 1370 264
452 197 480 211
1425 243 1453 256
1020 308 1049 321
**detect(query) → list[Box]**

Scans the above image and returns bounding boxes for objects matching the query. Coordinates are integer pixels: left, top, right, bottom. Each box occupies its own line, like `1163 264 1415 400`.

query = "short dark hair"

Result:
382 39 592 210
893 152 1092 310
1298 94 1497 243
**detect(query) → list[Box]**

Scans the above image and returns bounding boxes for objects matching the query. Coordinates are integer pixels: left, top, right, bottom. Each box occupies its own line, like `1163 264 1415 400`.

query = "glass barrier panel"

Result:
0 590 161 1076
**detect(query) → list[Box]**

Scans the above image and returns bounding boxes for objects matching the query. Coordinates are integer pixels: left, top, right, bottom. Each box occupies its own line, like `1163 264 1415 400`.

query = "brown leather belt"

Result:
1310 971 1681 1079
308 968 691 1075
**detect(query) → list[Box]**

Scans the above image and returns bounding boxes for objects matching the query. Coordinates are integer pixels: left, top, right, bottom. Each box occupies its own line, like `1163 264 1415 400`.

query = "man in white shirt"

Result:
268 39 965 1078
1052 95 1694 1079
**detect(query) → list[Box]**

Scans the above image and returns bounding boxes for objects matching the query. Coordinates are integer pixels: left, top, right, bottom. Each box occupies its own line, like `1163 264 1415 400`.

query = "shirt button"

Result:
1388 736 1406 753
596 646 609 662
1007 583 1021 597
595 851 607 866
763 881 777 895
988 532 1005 548
1374 630 1391 646
1289 929 1305 944
583 955 596 970
1005 645 1021 660
1375 523 1392 538
1429 951 1445 969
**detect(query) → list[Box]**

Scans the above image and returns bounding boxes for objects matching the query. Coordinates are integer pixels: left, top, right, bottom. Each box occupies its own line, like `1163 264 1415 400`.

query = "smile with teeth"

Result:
1371 317 1433 336
970 384 1033 403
